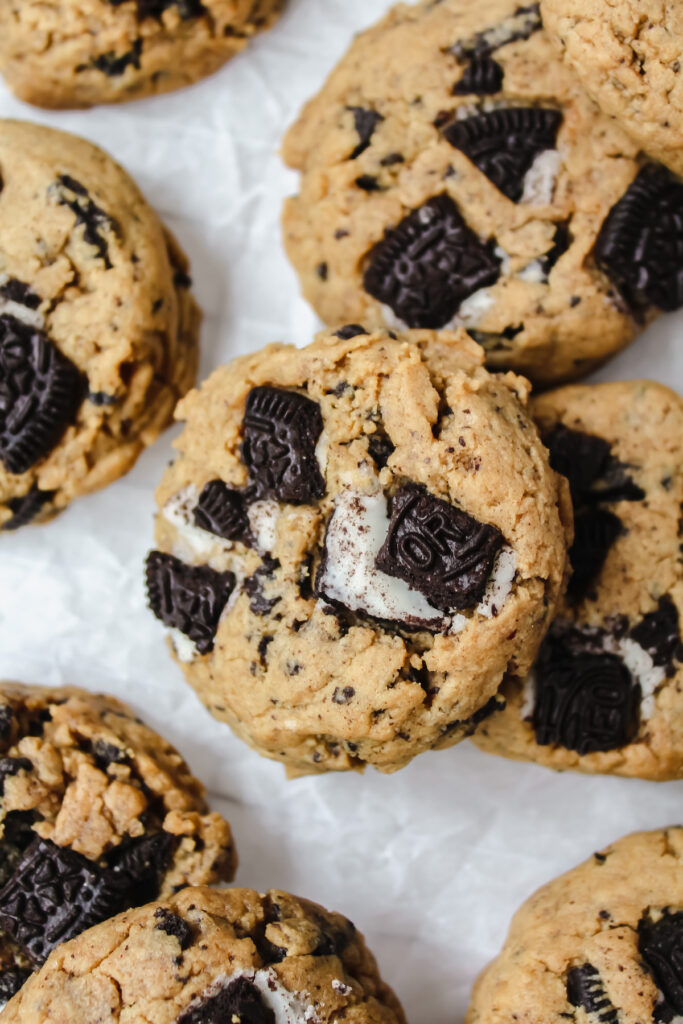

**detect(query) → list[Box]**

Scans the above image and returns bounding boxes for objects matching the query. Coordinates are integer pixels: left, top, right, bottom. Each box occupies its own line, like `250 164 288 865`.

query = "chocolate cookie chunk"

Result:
146 551 235 655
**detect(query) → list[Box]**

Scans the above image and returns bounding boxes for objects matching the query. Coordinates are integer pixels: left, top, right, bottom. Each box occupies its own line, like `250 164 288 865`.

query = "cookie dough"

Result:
472 379 683 779
0 120 199 531
1 884 404 1024
0 682 237 1007
282 0 683 386
145 324 570 776
541 0 683 176
467 827 683 1024
0 0 284 108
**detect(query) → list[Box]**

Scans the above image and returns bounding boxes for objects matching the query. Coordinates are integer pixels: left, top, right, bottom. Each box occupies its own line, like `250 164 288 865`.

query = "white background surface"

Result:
1 2 682 1022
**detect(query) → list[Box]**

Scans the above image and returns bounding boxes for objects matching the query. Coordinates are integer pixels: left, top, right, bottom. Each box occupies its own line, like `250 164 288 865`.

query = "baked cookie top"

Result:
0 682 237 1007
282 0 683 386
1 885 405 1024
541 0 683 175
467 828 683 1024
145 325 569 776
472 379 683 778
0 0 284 108
0 119 199 530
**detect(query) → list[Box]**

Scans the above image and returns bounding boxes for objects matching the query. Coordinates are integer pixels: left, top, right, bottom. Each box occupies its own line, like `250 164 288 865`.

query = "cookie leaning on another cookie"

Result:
472 380 683 779
0 120 200 530
0 885 405 1024
0 682 237 1007
145 324 570 776
0 0 285 109
467 828 683 1024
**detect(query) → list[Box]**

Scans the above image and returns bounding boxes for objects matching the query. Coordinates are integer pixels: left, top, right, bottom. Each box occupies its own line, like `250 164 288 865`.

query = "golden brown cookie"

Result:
144 324 570 776
467 828 683 1024
0 0 284 108
0 682 237 1006
472 379 683 779
0 120 200 531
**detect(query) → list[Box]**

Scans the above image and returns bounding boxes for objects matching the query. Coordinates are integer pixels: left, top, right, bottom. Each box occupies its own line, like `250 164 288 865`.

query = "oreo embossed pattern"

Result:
145 325 570 776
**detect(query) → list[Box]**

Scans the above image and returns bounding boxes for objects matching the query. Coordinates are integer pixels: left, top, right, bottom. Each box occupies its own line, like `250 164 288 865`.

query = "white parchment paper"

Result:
1 2 682 1022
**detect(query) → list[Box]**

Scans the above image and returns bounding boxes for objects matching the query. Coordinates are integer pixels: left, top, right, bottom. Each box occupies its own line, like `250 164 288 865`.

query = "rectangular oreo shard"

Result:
146 551 235 654
177 976 276 1024
375 484 504 611
566 964 619 1024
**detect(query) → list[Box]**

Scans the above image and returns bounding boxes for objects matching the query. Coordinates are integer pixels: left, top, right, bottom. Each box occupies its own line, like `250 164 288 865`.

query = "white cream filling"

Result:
168 627 199 664
248 499 280 553
517 258 547 284
162 485 235 561
477 546 517 619
180 968 318 1024
451 286 495 326
0 297 44 329
315 429 330 477
520 149 561 205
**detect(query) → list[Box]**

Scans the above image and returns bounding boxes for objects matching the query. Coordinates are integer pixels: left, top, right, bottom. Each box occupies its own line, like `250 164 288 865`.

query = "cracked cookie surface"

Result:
472 379 683 779
145 325 569 776
541 0 683 176
281 0 682 386
0 682 237 1007
466 828 683 1024
0 120 199 530
0 0 284 108
1 885 404 1024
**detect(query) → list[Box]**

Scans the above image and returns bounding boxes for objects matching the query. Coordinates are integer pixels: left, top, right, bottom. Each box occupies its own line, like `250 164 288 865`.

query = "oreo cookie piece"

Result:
177 976 275 1024
567 508 623 601
0 314 83 476
348 107 384 159
154 907 193 950
639 911 683 1015
108 831 175 907
0 756 32 795
0 280 41 310
544 424 611 503
0 968 32 1006
443 107 563 202
594 165 683 312
2 487 55 531
375 483 504 611
449 3 542 61
193 480 250 543
241 386 325 504
92 41 142 77
145 551 236 654
452 56 504 96
631 596 683 674
566 964 619 1024
108 0 206 19
53 175 119 269
362 195 501 328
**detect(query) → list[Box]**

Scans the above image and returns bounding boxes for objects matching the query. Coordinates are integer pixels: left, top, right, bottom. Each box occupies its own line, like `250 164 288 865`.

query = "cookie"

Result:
281 0 683 386
0 884 404 1024
144 325 570 776
0 120 199 531
466 827 683 1024
0 682 237 1007
0 0 284 108
472 379 683 779
541 0 683 176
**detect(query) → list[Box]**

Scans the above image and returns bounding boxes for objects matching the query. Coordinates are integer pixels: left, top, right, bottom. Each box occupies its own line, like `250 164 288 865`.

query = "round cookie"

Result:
1 885 404 1024
0 120 199 531
0 682 237 1006
472 379 683 779
0 0 284 109
541 0 683 176
144 324 570 776
467 827 683 1024
282 0 683 386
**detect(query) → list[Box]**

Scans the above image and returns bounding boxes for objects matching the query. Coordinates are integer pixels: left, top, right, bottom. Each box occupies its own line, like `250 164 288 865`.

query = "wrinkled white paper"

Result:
0 2 682 1021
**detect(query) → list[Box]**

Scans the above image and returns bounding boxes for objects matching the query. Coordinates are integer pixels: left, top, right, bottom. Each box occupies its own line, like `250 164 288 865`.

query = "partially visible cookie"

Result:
467 828 683 1024
145 324 570 776
282 0 683 386
1 885 404 1024
0 120 200 530
0 0 284 108
541 0 683 176
472 379 683 779
0 682 237 1006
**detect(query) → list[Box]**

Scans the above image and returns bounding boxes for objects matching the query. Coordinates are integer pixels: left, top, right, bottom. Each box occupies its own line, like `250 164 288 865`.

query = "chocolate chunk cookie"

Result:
0 682 236 1006
145 325 570 776
472 380 683 779
467 828 683 1024
541 0 683 176
281 0 683 386
0 0 284 108
0 885 404 1024
0 120 199 531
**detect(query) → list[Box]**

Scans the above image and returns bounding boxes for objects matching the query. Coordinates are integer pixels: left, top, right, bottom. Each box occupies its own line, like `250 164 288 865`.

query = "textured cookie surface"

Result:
467 828 683 1024
0 0 284 108
472 379 683 779
541 0 683 175
0 682 236 1006
1 885 404 1024
281 0 683 385
145 325 569 776
0 120 199 530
